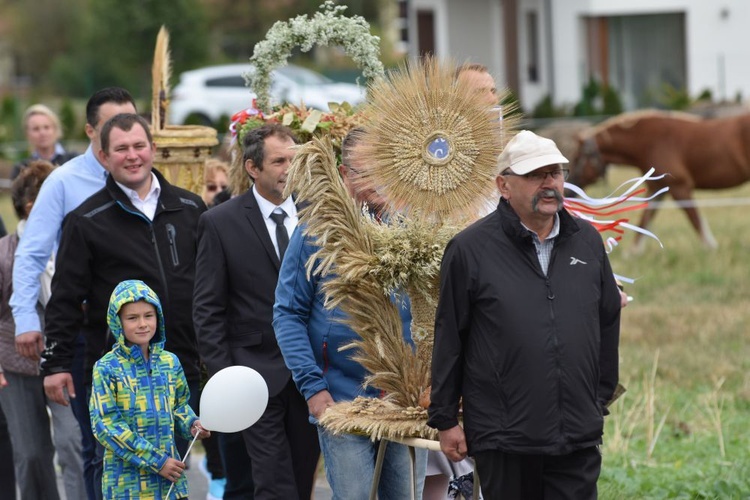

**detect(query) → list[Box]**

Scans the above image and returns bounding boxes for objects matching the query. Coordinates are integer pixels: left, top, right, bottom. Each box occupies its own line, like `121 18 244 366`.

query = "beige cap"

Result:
498 130 568 175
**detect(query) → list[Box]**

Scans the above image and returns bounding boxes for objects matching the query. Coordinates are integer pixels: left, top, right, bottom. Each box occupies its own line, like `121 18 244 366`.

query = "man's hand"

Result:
0 372 7 389
438 425 468 462
15 331 44 361
619 289 629 308
307 390 334 420
159 457 186 483
44 372 76 406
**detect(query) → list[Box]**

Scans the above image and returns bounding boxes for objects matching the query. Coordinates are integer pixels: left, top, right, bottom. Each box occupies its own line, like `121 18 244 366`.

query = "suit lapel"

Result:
243 191 281 271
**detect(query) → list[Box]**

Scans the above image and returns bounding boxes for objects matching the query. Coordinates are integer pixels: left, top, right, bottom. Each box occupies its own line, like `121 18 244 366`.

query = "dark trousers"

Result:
70 334 100 500
219 431 255 499
175 380 201 461
0 402 16 500
84 384 105 500
178 376 224 480
474 446 601 500
202 432 225 479
241 378 320 500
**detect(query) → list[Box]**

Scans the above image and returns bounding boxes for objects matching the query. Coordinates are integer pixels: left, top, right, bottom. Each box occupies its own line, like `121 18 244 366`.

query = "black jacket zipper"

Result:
166 223 179 266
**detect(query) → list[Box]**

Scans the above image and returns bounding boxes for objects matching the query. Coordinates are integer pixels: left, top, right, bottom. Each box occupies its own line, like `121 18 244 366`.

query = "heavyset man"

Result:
429 130 621 499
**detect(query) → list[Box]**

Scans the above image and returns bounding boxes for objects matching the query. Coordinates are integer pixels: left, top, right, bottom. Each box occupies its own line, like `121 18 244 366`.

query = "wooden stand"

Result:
369 436 480 500
151 125 218 196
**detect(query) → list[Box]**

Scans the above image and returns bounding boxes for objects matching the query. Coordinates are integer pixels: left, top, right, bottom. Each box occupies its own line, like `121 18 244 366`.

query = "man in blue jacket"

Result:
429 130 622 499
273 128 426 499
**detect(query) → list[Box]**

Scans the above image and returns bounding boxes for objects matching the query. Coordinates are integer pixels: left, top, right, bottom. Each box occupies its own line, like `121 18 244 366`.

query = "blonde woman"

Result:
11 104 79 179
201 158 230 206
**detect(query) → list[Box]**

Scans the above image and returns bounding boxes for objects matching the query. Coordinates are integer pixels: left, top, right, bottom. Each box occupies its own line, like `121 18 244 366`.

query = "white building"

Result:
403 0 750 112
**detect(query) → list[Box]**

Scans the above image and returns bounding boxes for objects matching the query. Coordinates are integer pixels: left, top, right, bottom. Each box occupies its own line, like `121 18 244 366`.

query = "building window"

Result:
417 10 435 57
526 10 539 82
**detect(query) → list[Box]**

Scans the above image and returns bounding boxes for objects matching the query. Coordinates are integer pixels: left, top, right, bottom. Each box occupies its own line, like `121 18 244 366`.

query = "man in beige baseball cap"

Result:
496 130 570 241
429 128 621 499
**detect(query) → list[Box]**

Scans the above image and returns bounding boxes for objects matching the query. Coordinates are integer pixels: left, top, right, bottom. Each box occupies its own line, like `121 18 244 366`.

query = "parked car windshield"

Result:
276 65 333 86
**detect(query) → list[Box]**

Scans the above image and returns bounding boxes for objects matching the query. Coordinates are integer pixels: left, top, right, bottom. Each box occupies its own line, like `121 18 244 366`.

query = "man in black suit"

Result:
193 124 320 500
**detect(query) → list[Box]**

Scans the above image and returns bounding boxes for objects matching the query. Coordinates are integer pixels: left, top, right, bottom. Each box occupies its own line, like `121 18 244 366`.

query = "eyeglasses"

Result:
206 184 227 192
502 168 569 182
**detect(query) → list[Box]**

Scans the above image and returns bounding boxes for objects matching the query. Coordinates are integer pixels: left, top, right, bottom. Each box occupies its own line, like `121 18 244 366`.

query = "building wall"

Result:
408 0 750 111
409 0 505 85
445 0 503 76
547 0 750 107
515 0 550 112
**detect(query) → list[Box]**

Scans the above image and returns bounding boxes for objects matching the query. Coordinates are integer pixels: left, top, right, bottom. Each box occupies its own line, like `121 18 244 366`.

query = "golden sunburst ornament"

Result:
283 58 520 440
359 57 505 219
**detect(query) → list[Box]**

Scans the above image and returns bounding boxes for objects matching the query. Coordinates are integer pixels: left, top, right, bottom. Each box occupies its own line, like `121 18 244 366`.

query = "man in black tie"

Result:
270 210 289 259
193 123 320 500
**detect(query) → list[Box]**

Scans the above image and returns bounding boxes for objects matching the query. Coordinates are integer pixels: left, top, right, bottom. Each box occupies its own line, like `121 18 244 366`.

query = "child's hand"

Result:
159 457 186 483
191 420 210 439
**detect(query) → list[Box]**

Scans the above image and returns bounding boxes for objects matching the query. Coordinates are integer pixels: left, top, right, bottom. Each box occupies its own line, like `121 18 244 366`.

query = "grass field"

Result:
2 166 749 498
586 168 750 499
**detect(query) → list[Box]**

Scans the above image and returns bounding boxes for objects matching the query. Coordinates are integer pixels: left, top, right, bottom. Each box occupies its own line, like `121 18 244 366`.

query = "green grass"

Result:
589 168 750 499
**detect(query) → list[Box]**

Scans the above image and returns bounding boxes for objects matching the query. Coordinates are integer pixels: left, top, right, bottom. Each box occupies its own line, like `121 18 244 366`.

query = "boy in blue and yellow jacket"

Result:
90 280 209 499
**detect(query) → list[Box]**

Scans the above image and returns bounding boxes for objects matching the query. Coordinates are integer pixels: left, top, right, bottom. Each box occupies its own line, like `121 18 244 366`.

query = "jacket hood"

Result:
107 280 166 349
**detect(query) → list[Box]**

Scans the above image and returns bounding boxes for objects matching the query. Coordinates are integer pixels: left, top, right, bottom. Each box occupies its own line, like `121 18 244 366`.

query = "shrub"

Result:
656 83 692 110
573 77 623 116
602 85 623 115
59 99 78 140
532 94 568 119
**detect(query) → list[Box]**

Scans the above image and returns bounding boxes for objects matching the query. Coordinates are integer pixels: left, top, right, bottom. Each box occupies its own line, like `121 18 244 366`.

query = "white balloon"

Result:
200 366 269 432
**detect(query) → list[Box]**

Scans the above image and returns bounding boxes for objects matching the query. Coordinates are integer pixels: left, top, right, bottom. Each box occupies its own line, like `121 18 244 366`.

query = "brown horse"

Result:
568 110 750 249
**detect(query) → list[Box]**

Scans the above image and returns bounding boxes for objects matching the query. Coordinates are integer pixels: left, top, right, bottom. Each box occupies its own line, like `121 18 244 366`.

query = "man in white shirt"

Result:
42 114 206 472
193 123 319 500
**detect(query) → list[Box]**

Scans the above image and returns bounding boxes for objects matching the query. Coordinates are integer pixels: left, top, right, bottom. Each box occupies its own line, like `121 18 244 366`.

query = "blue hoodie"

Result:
89 280 196 499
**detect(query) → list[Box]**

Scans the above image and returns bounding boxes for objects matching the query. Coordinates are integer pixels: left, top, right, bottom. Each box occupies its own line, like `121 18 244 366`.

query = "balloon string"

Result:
165 432 201 499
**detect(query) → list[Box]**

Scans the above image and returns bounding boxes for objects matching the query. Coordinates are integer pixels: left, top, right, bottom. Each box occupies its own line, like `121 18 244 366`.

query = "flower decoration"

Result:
234 101 366 148
227 100 366 195
248 0 384 111
228 99 265 138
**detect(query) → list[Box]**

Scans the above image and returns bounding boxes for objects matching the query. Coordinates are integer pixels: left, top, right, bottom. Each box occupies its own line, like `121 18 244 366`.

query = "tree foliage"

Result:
49 0 211 98
1 0 387 99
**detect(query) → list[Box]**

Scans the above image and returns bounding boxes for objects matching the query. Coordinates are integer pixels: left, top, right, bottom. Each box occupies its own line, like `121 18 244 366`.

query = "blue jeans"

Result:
318 426 426 500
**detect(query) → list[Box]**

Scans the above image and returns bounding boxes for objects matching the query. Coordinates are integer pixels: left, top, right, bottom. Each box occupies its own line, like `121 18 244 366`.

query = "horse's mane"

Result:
580 109 701 139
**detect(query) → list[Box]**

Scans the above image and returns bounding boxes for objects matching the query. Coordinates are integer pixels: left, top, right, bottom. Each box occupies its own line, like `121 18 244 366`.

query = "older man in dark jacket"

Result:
429 130 621 499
